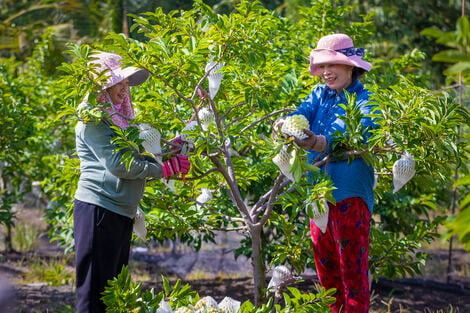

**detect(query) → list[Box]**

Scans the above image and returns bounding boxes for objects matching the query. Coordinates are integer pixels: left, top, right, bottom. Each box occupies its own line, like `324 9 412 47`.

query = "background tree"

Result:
0 30 73 251
423 16 470 254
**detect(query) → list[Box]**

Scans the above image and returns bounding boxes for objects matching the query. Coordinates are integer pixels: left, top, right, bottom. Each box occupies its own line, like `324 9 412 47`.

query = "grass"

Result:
184 269 248 281
16 257 75 286
12 221 41 252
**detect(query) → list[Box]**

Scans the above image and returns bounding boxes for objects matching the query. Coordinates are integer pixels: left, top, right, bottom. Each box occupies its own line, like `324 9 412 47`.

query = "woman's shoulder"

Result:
76 119 114 139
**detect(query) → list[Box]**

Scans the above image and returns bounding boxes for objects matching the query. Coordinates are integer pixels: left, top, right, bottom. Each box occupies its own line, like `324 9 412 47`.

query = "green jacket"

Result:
74 119 163 218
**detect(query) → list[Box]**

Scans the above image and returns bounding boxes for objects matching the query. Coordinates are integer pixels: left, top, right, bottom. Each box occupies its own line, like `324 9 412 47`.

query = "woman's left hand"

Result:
294 129 317 150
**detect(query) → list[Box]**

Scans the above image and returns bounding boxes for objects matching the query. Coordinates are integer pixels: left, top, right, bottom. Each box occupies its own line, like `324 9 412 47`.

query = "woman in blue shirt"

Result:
275 34 374 313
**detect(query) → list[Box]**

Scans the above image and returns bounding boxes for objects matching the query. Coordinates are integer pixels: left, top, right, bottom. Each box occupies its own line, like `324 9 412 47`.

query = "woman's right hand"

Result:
162 155 190 179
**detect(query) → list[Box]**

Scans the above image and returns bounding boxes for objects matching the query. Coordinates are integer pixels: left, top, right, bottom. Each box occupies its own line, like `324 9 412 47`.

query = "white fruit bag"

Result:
392 153 416 193
281 115 310 140
194 296 219 312
196 188 212 210
133 207 147 242
272 145 294 181
157 300 173 313
180 120 198 142
138 123 162 163
205 60 224 99
305 199 329 233
198 107 215 131
267 265 292 292
218 297 241 313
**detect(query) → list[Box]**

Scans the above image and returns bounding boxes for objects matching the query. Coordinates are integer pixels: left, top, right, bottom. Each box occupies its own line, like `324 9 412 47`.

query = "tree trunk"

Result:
122 0 128 37
251 225 267 306
5 223 13 252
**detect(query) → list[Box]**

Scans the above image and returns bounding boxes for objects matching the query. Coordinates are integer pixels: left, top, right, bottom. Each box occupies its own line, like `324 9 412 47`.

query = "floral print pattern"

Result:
310 197 371 313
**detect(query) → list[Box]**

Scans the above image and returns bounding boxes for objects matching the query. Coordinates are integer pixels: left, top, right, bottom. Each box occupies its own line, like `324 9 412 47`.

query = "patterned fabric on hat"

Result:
90 51 132 90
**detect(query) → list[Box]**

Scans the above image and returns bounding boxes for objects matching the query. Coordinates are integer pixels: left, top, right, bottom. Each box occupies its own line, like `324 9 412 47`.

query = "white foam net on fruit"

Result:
138 123 162 159
175 307 194 313
196 188 212 210
198 107 215 131
392 152 416 193
305 199 329 233
267 265 293 292
133 207 147 241
218 297 241 313
281 115 309 140
272 146 294 181
156 300 173 313
195 296 219 312
205 60 224 100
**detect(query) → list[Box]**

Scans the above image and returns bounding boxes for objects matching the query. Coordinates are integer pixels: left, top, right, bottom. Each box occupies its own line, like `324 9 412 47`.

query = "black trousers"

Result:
73 199 133 313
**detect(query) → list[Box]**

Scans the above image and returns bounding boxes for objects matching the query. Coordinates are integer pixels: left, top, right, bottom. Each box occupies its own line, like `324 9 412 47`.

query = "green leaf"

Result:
162 275 170 296
287 287 301 298
420 27 445 39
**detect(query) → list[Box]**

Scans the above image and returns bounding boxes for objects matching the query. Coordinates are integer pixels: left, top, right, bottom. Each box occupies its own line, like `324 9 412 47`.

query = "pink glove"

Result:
162 155 190 179
169 135 184 154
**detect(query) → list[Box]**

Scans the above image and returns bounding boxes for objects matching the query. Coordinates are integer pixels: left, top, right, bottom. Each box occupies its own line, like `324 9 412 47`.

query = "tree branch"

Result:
126 53 194 105
221 101 247 120
188 197 245 223
239 108 294 134
255 175 283 227
209 154 253 225
225 105 258 131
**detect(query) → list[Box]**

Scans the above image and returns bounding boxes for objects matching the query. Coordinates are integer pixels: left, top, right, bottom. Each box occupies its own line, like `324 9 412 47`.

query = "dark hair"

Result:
352 67 366 82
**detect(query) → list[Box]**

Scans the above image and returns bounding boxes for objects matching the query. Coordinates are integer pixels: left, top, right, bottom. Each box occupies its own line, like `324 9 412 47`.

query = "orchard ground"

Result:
0 204 469 313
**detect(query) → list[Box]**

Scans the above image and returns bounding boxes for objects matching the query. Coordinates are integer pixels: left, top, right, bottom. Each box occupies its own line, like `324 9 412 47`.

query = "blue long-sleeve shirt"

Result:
292 79 376 213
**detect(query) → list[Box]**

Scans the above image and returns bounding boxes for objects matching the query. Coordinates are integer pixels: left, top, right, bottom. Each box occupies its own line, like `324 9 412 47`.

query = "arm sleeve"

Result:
82 121 163 180
288 87 321 126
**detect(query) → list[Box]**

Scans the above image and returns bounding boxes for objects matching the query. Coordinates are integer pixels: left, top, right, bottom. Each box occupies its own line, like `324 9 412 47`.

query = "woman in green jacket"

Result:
73 51 190 313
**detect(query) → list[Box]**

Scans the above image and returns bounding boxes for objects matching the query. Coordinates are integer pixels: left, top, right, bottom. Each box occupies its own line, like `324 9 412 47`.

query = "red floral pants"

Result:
310 197 371 313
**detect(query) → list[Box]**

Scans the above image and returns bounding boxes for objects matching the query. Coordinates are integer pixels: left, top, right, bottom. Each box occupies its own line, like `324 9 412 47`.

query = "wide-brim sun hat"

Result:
309 33 372 76
89 51 150 89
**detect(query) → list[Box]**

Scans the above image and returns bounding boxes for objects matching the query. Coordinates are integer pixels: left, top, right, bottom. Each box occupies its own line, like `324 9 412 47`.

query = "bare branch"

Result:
221 101 247 120
255 174 284 227
187 197 246 223
251 176 291 219
239 108 294 134
225 105 258 131
172 94 185 123
250 155 330 219
182 168 218 181
125 52 194 105
209 154 253 226
210 226 249 232
207 96 224 138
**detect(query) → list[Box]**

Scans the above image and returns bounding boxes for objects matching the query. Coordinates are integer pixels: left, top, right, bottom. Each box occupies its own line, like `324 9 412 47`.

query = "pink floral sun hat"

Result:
309 34 372 76
86 51 149 129
89 51 149 89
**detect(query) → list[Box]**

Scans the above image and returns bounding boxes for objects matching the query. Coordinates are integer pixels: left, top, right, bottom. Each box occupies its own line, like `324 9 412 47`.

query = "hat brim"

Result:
117 67 150 87
309 49 372 76
103 67 150 89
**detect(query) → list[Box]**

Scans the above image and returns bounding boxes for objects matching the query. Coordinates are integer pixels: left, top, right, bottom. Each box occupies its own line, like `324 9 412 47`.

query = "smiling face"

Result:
317 63 354 93
107 78 129 104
